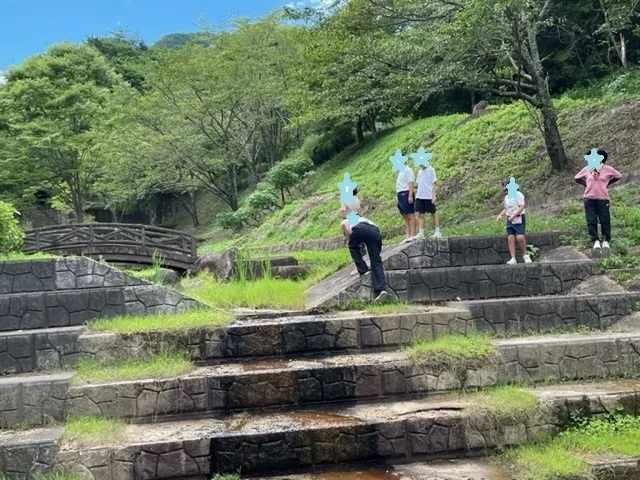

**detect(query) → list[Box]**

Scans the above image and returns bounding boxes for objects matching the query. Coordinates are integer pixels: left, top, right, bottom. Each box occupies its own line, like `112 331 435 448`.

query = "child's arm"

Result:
606 166 622 186
341 221 350 242
497 208 507 221
432 182 437 204
508 204 525 221
408 180 414 204
575 167 589 187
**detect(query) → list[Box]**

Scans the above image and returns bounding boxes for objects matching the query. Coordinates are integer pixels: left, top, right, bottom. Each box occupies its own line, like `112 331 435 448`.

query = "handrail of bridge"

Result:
23 223 197 261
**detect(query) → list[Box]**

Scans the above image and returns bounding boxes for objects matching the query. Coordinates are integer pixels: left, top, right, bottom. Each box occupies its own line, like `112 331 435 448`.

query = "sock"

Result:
434 228 440 233
419 229 424 234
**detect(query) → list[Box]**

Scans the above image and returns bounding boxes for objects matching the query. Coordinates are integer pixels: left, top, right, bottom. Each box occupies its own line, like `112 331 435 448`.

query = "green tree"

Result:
0 43 125 221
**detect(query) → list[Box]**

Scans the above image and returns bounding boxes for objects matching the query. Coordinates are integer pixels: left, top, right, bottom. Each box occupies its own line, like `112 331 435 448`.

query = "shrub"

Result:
245 190 279 212
303 124 355 165
0 201 24 253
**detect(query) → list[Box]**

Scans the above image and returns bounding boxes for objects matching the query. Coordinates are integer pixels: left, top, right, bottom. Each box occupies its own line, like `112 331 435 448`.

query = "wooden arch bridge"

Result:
23 223 197 271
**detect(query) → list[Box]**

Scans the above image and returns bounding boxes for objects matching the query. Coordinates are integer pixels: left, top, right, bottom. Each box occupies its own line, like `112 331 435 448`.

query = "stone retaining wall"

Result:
0 327 84 374
0 285 200 332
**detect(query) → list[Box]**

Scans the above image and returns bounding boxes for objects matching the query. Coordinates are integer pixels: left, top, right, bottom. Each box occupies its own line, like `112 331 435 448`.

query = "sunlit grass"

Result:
72 353 194 385
0 251 54 261
90 309 233 332
63 416 124 446
502 414 640 480
185 276 306 309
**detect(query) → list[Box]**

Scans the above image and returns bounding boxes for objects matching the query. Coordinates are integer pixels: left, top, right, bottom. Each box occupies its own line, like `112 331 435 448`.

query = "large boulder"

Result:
190 247 237 281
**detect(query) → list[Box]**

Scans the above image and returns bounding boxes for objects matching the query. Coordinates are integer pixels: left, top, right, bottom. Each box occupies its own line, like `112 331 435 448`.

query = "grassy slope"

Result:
163 69 640 253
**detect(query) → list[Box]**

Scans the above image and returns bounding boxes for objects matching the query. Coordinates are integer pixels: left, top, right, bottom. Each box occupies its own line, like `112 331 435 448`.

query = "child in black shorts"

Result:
497 178 532 265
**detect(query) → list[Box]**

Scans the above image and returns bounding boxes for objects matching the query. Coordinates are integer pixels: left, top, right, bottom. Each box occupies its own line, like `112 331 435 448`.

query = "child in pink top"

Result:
575 148 622 249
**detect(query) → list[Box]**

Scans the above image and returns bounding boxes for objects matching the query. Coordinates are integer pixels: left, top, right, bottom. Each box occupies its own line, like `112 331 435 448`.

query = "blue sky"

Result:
0 0 319 69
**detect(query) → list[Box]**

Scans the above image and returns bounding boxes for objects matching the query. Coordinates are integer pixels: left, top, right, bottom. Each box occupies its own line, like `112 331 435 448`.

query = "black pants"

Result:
584 198 611 242
349 223 387 295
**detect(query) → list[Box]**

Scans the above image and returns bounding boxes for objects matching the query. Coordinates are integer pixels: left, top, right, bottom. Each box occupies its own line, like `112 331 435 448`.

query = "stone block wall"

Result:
0 327 84 375
375 261 596 303
0 258 202 332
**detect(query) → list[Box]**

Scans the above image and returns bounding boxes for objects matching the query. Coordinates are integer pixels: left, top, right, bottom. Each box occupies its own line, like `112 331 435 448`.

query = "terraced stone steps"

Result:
5 330 640 427
60 331 640 422
306 233 565 308
4 380 639 479
74 292 640 367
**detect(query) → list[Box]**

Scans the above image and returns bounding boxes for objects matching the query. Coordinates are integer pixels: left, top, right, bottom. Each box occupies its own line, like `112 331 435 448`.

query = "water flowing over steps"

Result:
2 236 640 479
3 381 640 479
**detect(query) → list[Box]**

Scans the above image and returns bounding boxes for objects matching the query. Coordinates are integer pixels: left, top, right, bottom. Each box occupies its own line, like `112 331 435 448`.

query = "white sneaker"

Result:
374 291 391 303
414 231 425 240
523 254 533 264
506 258 517 265
432 231 443 239
602 241 611 249
593 240 601 249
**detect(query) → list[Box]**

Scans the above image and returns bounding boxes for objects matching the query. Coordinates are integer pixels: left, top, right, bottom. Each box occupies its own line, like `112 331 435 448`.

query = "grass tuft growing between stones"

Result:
364 302 429 314
468 385 538 421
72 352 194 385
63 416 124 446
211 475 241 480
90 308 233 333
502 413 640 480
405 334 496 369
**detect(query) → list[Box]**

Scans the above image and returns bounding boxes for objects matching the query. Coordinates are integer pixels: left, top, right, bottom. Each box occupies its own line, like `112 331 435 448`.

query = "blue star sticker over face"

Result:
506 177 520 200
389 149 408 173
346 211 360 227
585 148 604 171
410 147 432 168
337 173 357 203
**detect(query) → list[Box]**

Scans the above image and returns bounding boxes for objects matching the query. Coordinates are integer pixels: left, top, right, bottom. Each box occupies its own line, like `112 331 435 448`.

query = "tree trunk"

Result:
540 103 568 171
229 167 239 211
356 119 364 143
471 91 476 113
524 21 569 171
621 33 628 68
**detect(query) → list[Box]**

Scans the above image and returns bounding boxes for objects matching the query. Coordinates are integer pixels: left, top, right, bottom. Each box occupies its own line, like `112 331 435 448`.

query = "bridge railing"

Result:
23 223 197 260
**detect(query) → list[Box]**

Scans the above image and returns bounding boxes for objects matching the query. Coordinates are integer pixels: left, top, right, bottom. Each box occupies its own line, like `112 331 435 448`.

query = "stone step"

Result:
306 232 565 309
0 372 73 428
0 326 85 374
0 284 199 333
385 260 596 303
77 292 640 367
63 331 640 422
5 380 639 479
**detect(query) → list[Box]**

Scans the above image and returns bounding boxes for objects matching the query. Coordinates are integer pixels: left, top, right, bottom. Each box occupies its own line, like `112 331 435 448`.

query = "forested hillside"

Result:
1 0 639 251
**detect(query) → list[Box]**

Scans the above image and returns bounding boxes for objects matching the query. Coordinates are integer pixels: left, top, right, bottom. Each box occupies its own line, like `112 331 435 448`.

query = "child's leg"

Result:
404 215 412 238
516 235 527 254
584 199 599 242
432 212 440 229
418 213 425 231
597 200 611 242
507 234 516 259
